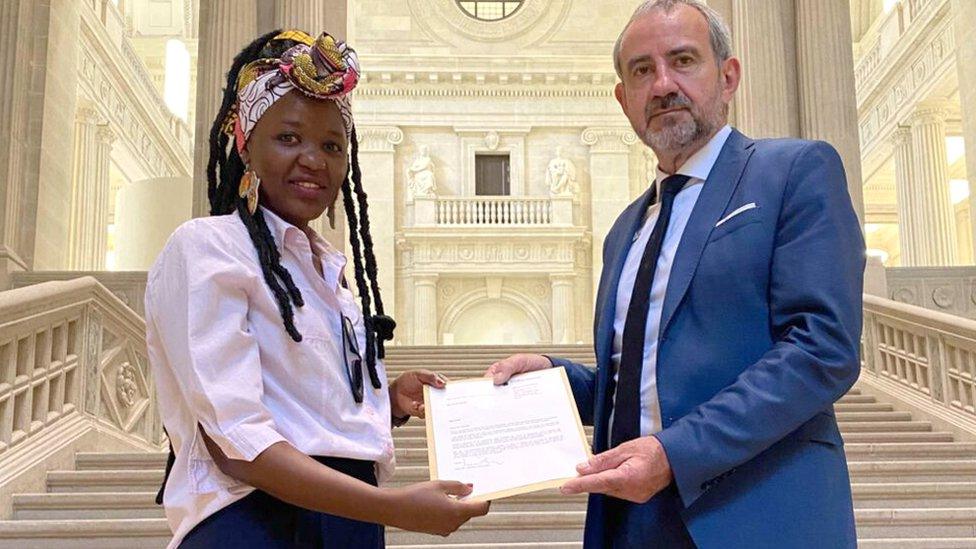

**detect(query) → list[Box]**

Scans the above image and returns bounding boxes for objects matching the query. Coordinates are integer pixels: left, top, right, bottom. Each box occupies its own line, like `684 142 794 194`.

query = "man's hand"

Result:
560 435 673 503
390 369 447 419
483 353 552 385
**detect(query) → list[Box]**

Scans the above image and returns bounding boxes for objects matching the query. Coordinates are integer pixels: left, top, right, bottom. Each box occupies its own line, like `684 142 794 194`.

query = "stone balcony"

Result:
409 195 576 228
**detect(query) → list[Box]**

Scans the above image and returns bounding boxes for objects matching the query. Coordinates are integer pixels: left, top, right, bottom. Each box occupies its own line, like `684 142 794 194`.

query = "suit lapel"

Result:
658 130 755 336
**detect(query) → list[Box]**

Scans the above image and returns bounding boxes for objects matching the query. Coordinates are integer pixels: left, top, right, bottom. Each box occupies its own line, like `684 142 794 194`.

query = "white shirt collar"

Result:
654 124 733 187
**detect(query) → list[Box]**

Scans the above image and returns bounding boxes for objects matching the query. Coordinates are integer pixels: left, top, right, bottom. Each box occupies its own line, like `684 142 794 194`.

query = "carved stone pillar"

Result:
354 126 403 320
68 107 114 270
582 127 636 299
413 274 439 345
892 126 922 266
0 0 33 286
550 274 576 344
731 0 799 138
907 104 957 266
795 0 865 223
952 0 976 259
192 0 257 218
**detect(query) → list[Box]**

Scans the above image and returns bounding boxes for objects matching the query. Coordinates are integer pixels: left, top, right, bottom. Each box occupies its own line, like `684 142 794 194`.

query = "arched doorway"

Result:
445 299 543 345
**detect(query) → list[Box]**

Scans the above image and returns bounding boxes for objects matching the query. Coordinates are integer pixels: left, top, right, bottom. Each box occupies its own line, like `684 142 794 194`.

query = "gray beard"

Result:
643 117 708 151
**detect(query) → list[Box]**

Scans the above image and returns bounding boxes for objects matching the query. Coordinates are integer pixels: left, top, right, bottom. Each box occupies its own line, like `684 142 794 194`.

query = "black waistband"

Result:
312 456 378 486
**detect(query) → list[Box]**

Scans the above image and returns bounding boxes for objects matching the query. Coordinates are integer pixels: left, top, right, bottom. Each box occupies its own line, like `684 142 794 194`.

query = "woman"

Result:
145 29 488 548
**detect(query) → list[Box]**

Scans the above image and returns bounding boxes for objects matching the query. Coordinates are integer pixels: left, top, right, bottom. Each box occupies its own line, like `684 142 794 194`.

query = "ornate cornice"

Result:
857 2 955 159
78 5 192 178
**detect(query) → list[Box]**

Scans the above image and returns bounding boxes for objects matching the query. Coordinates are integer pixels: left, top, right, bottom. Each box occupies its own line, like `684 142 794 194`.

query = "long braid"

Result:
207 29 306 342
339 171 381 388
348 126 395 359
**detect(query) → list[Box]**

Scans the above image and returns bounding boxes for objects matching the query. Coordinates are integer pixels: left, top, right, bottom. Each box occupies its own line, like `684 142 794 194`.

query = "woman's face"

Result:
241 91 348 228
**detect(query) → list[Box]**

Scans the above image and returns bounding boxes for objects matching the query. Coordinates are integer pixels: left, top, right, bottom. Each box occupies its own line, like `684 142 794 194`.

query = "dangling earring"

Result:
239 169 261 215
326 204 336 229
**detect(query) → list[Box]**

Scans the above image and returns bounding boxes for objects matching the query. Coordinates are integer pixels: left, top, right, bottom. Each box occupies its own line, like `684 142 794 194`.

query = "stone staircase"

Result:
0 345 975 548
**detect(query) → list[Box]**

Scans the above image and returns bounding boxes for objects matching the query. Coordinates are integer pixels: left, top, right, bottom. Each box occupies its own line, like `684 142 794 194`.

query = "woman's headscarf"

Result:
222 30 360 154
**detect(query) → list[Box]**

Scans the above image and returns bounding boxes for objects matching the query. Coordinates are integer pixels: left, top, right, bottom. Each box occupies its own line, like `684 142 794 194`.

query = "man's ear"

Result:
614 81 627 113
239 146 250 168
720 57 741 103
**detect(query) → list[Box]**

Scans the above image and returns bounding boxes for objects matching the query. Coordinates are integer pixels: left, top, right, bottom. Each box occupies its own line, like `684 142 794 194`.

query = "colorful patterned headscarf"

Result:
223 30 360 154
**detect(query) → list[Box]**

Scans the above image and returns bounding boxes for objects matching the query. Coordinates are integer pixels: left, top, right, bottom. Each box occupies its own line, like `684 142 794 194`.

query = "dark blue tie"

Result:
610 174 690 447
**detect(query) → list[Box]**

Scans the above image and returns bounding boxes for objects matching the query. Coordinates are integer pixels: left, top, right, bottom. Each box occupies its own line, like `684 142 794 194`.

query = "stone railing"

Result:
885 266 976 320
10 271 149 317
862 294 976 426
412 196 575 227
0 277 162 461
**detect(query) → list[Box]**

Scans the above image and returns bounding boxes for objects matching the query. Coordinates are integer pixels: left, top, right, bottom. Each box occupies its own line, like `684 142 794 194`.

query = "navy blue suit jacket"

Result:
553 130 864 548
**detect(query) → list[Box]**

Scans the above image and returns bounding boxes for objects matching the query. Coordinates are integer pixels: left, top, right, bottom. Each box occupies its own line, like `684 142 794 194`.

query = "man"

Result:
486 1 864 547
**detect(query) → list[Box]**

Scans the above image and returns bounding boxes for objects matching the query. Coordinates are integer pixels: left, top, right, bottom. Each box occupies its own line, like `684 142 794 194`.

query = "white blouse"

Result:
145 207 395 548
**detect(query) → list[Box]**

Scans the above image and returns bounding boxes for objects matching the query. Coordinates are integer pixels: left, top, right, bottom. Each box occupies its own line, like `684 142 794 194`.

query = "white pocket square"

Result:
715 203 758 227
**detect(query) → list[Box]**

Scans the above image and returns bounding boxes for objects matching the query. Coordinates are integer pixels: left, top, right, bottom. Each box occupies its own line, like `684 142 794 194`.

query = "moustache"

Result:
645 94 693 119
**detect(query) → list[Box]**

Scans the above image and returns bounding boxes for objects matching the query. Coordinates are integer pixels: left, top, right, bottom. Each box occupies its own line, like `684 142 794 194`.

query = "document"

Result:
423 367 591 501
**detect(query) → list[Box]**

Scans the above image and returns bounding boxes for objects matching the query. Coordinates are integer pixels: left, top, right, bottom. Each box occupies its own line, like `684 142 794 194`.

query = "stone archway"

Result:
440 286 551 344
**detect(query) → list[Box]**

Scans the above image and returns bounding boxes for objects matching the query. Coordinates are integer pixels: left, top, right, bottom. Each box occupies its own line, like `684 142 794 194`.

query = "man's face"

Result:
614 4 739 154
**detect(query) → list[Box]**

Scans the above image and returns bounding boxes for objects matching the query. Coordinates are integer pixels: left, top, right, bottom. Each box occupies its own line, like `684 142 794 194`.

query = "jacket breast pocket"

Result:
708 207 762 243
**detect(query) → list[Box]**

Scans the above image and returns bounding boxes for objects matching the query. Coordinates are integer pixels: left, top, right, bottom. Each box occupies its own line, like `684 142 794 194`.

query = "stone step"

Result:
847 460 976 483
855 508 976 539
0 519 171 548
839 421 933 433
387 511 585 545
12 493 163 521
836 411 912 422
858 539 976 548
841 432 955 444
851 482 976 508
843 442 976 462
18 480 976 522
833 402 896 413
46 471 162 493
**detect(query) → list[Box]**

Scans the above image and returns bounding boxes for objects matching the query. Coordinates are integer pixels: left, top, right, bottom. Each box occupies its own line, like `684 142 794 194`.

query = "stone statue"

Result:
407 145 437 200
546 146 578 197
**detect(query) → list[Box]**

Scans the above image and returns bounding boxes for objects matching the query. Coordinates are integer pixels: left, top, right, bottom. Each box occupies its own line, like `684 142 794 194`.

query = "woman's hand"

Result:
389 369 447 419
384 481 490 536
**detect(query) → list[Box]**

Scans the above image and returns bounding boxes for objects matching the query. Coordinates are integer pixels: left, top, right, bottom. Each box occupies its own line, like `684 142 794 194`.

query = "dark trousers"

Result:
606 485 697 549
180 456 384 548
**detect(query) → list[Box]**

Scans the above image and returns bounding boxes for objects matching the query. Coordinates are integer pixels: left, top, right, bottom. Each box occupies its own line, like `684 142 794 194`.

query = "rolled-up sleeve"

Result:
147 224 286 461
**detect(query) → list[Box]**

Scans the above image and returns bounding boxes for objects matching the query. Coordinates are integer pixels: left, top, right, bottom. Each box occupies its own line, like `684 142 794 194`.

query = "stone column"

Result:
952 0 976 259
731 0 799 138
0 0 35 287
892 126 922 266
582 127 636 299
907 104 957 266
274 0 327 31
67 106 106 270
355 126 403 320
795 0 865 224
550 274 576 344
413 274 439 345
34 0 81 270
192 0 257 218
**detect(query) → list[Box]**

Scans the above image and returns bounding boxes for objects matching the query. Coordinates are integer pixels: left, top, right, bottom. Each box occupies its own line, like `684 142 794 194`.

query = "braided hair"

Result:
206 30 396 380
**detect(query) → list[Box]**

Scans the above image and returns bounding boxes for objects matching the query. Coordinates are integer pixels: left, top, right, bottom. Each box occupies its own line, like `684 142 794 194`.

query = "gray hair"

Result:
613 0 733 79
